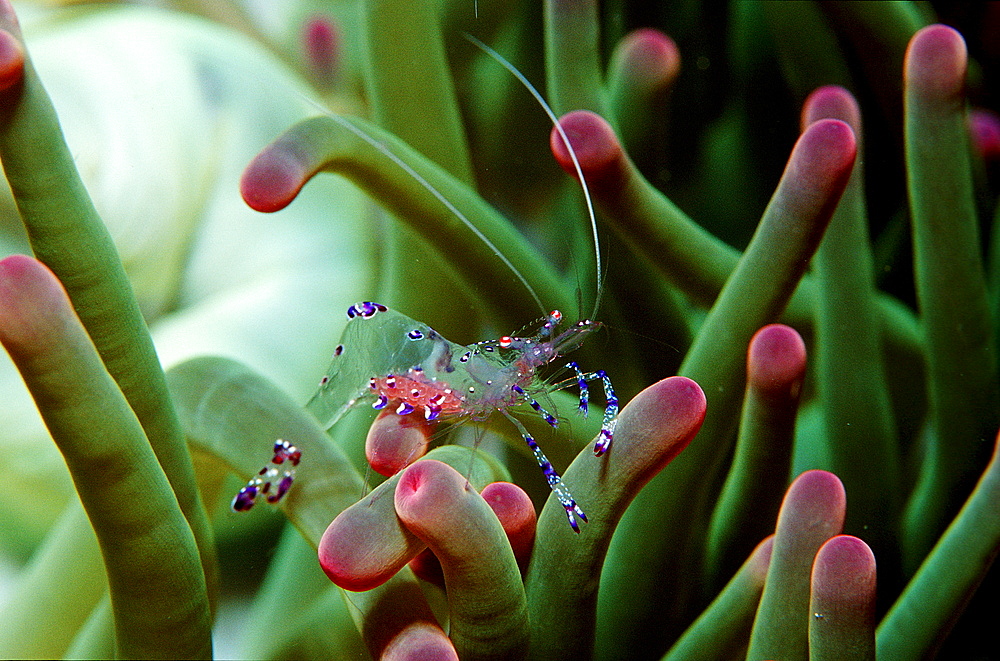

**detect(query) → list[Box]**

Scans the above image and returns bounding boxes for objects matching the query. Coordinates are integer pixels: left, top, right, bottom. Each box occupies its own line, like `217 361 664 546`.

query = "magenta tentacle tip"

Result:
318 492 418 592
240 148 308 213
0 252 34 291
811 535 877 606
785 119 856 208
0 255 36 335
381 622 459 661
801 85 861 135
408 480 536 586
394 460 473 544
905 24 967 102
748 535 776 584
642 376 708 451
408 548 445 587
613 376 707 479
366 410 432 477
747 324 807 399
481 481 537 564
970 109 1000 161
0 255 70 353
796 119 857 179
550 110 623 189
302 13 339 83
618 28 681 87
0 28 23 93
784 469 847 529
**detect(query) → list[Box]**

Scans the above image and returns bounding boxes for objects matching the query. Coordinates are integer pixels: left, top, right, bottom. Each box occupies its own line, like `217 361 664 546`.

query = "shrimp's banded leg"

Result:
231 440 301 512
502 412 587 532
566 362 618 456
511 383 559 428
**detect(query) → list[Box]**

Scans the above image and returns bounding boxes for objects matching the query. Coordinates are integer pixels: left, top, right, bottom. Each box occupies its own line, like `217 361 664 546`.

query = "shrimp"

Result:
232 35 617 532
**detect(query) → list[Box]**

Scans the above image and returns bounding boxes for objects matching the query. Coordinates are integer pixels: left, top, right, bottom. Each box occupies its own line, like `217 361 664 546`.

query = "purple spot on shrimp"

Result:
334 345 344 356
267 475 294 503
397 402 415 415
232 485 258 512
407 329 424 340
373 394 388 410
347 301 387 319
425 405 441 421
594 430 613 456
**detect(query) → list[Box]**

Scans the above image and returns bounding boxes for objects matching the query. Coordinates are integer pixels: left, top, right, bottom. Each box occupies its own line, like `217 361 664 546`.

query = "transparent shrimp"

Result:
310 303 618 530
233 36 617 532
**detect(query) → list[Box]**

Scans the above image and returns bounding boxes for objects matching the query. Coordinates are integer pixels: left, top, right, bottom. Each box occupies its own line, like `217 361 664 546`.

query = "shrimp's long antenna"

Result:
322 112 547 315
463 33 604 320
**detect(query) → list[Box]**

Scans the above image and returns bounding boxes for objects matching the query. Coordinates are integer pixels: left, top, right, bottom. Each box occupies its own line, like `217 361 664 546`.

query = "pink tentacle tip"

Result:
408 548 445 587
0 28 24 93
811 535 877 605
0 255 71 351
970 109 1000 161
786 119 856 204
319 475 423 591
366 410 432 477
801 85 861 135
905 24 968 101
318 507 407 592
628 376 707 445
381 622 459 661
481 481 537 565
302 14 340 83
407 481 536 586
240 148 308 213
747 324 807 400
550 111 624 188
610 376 706 487
618 28 681 87
811 535 877 638
748 535 776 585
782 469 847 533
394 460 468 529
0 253 34 295
799 118 857 177
0 253 51 295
